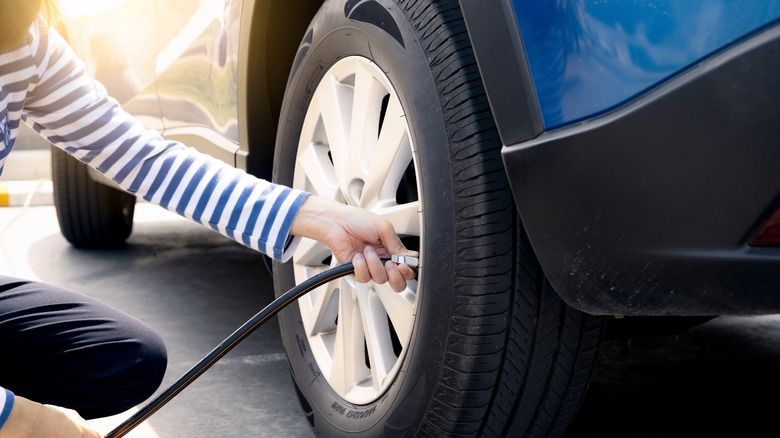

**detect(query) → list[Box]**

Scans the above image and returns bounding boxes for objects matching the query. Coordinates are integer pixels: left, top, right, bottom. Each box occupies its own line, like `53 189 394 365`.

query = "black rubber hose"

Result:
106 261 362 438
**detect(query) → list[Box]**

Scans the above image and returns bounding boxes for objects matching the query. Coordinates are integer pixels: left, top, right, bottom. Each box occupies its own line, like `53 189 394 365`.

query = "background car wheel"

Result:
273 1 606 436
51 146 136 248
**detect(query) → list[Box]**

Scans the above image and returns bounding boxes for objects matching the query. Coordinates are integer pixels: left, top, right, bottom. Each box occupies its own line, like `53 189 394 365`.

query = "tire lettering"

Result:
299 64 325 113
295 334 307 357
308 362 321 379
346 406 376 419
331 401 346 415
330 402 376 419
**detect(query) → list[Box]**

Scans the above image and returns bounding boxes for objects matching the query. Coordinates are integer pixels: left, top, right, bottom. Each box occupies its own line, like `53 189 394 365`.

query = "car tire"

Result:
51 145 136 248
273 1 606 436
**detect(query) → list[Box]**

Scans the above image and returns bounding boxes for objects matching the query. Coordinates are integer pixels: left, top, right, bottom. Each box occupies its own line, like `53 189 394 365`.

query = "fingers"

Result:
385 261 410 292
376 220 407 255
352 246 417 293
363 246 389 285
352 252 370 283
397 261 417 280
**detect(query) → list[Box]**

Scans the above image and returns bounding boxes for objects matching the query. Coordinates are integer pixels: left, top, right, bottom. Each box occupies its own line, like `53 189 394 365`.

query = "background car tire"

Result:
51 146 136 248
273 1 606 436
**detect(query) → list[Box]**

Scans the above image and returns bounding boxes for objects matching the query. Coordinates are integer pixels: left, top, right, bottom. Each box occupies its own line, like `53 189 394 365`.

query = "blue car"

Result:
54 0 780 436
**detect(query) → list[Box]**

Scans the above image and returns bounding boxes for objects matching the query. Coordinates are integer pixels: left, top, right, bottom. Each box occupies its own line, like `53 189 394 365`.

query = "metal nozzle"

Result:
391 255 419 269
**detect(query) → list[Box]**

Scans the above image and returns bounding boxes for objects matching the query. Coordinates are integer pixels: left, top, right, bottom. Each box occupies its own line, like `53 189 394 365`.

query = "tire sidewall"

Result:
273 1 456 435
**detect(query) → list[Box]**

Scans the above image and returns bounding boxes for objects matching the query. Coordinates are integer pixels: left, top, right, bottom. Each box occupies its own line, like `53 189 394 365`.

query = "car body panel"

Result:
60 0 244 167
58 0 163 131
503 27 780 315
497 18 780 315
462 0 780 315
511 0 780 129
156 0 243 165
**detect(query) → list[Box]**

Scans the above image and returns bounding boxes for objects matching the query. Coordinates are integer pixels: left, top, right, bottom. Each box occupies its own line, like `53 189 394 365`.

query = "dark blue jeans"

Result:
0 276 167 419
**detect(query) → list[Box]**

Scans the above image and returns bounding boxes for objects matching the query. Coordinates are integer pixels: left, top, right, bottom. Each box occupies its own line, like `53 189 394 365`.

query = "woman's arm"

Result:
21 24 415 285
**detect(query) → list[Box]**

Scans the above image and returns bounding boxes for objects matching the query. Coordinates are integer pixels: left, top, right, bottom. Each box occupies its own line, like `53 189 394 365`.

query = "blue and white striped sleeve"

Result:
0 387 14 431
22 26 310 261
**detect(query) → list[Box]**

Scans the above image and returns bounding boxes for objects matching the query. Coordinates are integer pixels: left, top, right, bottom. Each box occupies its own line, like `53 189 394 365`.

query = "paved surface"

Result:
567 316 780 437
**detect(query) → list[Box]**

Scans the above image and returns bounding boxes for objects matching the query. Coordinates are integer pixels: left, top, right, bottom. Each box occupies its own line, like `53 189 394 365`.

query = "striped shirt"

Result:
0 388 12 430
0 22 309 422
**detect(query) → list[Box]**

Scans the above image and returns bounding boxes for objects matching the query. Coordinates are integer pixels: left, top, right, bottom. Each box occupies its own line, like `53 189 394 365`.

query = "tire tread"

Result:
51 146 135 248
393 3 606 436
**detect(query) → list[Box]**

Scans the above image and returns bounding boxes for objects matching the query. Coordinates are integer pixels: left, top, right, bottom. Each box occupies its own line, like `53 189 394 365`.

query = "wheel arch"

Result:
238 0 323 180
459 0 543 146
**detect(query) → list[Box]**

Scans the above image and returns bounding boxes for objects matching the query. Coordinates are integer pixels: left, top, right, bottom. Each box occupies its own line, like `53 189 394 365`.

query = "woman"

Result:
0 1 416 436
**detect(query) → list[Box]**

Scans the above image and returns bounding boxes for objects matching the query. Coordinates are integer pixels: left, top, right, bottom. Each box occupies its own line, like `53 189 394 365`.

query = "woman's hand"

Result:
0 396 103 438
290 196 417 292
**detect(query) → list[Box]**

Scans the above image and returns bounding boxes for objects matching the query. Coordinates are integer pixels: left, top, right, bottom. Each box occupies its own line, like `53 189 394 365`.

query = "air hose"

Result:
106 255 418 438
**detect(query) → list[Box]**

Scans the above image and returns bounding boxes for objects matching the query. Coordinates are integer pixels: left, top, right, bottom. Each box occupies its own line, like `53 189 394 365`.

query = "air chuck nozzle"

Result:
391 255 420 269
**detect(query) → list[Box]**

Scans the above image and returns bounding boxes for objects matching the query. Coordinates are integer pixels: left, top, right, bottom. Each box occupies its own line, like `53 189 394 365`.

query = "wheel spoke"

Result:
291 237 331 267
316 75 350 176
329 284 368 396
325 64 387 206
376 200 421 237
361 97 412 209
356 284 396 391
296 141 339 200
375 281 417 346
302 280 340 336
348 62 386 166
